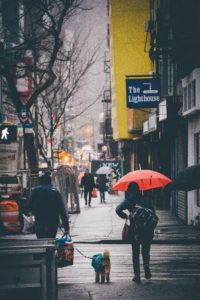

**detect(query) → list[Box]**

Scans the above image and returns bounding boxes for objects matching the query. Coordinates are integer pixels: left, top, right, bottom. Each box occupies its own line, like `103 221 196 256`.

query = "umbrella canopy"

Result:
112 169 172 192
96 166 113 175
166 164 200 192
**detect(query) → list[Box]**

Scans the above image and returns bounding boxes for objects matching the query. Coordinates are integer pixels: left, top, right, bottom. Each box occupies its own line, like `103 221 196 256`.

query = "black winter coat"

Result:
29 184 69 232
81 174 95 192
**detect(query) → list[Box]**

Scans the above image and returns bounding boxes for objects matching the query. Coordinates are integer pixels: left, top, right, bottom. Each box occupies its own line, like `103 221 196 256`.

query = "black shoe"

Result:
144 265 151 279
132 276 141 283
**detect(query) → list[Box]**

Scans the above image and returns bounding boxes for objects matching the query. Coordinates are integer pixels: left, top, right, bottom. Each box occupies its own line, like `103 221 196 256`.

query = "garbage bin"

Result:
0 241 57 300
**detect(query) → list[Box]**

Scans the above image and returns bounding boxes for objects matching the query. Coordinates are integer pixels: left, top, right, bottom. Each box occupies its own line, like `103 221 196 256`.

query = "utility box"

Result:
0 240 57 300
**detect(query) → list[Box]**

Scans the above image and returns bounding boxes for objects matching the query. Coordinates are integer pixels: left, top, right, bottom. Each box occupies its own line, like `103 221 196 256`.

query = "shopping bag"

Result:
22 214 35 233
122 219 131 242
91 188 97 198
56 234 74 267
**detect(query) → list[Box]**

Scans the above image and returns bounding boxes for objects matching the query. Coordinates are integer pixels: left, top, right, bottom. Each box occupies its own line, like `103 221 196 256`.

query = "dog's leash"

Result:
58 226 92 260
74 246 92 260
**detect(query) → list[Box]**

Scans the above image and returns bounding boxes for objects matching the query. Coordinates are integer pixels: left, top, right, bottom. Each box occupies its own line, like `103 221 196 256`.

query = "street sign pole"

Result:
19 106 29 170
23 123 26 170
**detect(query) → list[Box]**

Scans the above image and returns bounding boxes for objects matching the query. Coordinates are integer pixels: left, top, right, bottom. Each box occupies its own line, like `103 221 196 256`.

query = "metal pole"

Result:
50 116 54 169
23 124 26 170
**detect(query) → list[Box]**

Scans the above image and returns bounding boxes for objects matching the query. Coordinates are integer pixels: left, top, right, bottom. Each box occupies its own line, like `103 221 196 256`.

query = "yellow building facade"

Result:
110 0 154 140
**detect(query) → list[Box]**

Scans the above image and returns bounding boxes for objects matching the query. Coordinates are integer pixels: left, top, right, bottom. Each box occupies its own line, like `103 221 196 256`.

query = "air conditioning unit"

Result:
182 68 200 117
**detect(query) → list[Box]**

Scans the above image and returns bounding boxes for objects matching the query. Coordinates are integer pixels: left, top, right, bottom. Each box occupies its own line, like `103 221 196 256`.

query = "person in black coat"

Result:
116 182 155 283
28 172 70 238
96 174 107 203
81 169 95 206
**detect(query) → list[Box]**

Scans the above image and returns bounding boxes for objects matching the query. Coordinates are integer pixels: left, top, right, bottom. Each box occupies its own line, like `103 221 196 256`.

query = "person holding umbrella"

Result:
115 182 155 283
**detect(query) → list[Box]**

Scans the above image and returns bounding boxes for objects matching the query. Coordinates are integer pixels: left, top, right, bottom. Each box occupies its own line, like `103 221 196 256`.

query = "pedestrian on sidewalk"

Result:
96 174 107 203
115 182 154 283
28 172 70 238
81 168 95 206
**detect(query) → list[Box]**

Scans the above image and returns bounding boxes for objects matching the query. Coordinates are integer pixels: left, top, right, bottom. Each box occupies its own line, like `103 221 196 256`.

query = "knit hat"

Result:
39 171 52 185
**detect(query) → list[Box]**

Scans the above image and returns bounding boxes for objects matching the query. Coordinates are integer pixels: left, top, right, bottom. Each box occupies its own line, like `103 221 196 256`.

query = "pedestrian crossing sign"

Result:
0 125 17 144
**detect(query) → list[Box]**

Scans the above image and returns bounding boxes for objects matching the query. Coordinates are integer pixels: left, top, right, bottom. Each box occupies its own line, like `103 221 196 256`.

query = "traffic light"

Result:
0 125 17 144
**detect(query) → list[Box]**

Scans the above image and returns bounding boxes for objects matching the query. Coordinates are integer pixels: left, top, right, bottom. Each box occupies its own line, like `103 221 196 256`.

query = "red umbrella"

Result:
112 169 171 192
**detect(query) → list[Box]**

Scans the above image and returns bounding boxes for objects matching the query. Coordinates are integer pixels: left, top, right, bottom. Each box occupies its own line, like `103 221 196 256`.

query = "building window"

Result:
188 83 191 110
191 80 196 107
183 80 196 112
183 87 188 111
195 133 200 207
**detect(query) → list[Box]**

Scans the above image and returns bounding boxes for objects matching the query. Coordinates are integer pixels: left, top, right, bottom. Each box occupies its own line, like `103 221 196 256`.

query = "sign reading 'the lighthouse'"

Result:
126 78 160 108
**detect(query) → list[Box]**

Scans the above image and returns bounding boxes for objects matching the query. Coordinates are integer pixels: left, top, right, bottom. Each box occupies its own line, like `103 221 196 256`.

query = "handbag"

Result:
122 219 131 242
91 188 97 198
56 234 74 267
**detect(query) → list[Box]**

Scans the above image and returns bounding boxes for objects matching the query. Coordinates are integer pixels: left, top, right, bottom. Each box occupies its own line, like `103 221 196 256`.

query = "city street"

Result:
57 193 200 299
1 1 200 299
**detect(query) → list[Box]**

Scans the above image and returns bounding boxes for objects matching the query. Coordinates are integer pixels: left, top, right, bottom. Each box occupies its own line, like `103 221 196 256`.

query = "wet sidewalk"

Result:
69 192 200 244
0 191 199 244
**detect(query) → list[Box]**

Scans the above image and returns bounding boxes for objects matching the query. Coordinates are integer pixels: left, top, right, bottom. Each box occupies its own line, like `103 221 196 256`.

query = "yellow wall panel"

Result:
110 0 153 140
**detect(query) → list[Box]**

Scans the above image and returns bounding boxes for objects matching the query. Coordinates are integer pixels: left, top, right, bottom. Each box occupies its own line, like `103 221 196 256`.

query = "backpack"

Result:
130 206 159 231
91 254 103 272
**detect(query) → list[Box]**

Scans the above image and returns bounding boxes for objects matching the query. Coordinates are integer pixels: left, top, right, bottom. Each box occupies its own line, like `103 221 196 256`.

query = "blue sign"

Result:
126 78 160 108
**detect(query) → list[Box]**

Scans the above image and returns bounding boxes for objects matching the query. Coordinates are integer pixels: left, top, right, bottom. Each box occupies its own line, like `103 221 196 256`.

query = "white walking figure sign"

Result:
1 127 9 140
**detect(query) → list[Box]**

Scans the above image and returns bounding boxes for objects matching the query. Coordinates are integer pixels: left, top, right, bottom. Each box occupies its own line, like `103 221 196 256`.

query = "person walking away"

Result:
115 182 155 283
140 189 156 213
81 169 95 206
96 174 107 203
28 172 70 238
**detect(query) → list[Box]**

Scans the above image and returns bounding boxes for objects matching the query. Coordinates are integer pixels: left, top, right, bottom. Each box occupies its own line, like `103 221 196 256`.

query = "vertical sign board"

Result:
126 78 160 108
0 144 19 172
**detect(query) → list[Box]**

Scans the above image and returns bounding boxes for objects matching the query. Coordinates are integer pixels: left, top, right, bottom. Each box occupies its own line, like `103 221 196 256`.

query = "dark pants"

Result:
35 224 58 238
84 190 92 205
100 191 105 203
131 230 154 276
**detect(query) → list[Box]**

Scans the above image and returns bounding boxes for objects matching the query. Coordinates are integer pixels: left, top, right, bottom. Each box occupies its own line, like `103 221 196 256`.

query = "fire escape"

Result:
102 50 112 143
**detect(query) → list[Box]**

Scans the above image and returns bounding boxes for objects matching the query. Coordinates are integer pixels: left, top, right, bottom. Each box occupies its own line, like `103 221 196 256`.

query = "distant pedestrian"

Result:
96 174 107 203
81 168 95 206
115 182 155 283
28 172 70 238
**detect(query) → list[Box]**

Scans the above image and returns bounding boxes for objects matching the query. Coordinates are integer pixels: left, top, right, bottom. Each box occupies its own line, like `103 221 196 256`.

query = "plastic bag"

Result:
22 214 35 233
91 188 97 198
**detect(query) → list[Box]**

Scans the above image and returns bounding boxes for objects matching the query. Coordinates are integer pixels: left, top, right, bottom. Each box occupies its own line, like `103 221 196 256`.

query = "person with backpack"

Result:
115 182 158 283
